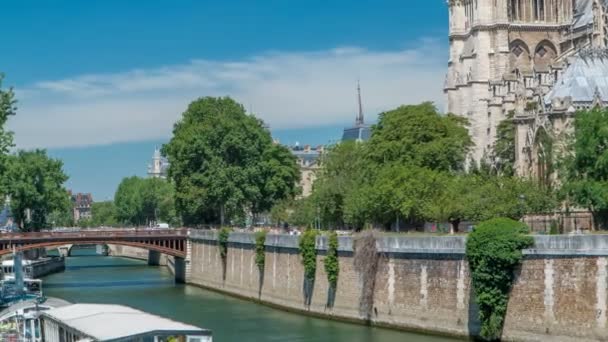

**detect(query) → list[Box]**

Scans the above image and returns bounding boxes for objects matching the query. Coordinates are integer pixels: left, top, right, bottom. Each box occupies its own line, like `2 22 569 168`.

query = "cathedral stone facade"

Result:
445 0 608 179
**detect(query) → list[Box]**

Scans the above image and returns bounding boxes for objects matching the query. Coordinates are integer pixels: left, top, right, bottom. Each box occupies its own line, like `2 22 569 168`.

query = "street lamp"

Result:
518 194 526 221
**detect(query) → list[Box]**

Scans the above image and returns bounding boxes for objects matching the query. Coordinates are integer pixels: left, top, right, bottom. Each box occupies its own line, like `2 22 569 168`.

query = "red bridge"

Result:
0 229 189 258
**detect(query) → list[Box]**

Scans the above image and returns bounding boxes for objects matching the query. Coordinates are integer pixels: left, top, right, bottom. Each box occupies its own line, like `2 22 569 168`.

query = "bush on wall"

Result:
466 218 533 341
299 229 318 306
255 230 267 271
218 227 231 280
324 230 340 308
324 231 339 288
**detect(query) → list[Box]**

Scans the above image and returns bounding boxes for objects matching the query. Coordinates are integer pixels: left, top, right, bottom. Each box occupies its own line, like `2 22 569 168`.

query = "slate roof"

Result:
545 49 608 104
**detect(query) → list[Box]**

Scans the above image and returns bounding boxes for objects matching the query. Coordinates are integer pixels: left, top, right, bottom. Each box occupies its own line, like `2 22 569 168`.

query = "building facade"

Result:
71 192 93 222
445 0 608 177
290 144 324 198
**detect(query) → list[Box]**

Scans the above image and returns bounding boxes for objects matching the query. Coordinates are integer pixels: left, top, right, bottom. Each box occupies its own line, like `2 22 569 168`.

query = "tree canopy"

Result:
561 108 608 229
91 201 118 227
284 102 556 231
114 176 179 226
163 97 299 225
4 150 70 231
367 102 472 171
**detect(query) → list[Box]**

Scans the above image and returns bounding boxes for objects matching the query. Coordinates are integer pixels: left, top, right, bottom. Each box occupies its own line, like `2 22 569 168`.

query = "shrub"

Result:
549 220 559 235
255 230 267 271
218 227 231 258
299 229 318 281
324 231 339 288
466 218 533 340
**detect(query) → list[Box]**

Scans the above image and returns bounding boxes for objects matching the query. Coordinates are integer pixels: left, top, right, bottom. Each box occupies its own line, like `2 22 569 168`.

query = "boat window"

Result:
59 327 66 342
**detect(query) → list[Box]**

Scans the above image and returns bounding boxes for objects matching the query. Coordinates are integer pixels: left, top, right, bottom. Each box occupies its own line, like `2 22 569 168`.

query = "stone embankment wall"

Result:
187 231 608 342
107 245 168 265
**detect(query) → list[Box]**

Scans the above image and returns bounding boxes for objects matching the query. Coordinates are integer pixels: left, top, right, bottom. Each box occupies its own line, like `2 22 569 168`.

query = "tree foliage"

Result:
163 97 299 226
313 141 366 228
466 218 533 340
367 102 472 171
560 108 608 229
0 74 16 162
114 176 178 226
490 111 516 176
4 150 70 231
254 230 267 271
292 101 555 231
91 201 118 227
323 231 339 288
299 229 318 281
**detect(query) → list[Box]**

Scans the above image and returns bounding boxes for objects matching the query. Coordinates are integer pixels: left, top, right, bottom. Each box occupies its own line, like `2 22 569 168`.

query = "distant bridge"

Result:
0 229 189 258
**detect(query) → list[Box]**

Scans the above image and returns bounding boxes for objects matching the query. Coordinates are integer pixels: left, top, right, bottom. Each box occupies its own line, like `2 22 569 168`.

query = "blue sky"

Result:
3 1 448 200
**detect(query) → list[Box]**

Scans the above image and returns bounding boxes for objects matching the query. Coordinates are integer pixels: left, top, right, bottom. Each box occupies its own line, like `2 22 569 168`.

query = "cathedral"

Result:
445 0 608 181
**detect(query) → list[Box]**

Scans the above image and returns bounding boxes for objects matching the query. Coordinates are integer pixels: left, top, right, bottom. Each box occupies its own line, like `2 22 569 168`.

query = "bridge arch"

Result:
0 229 188 258
1 240 185 258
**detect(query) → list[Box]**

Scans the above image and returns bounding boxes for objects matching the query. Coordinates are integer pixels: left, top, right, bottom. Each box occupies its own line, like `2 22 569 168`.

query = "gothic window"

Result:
509 40 531 72
534 40 557 70
510 0 521 20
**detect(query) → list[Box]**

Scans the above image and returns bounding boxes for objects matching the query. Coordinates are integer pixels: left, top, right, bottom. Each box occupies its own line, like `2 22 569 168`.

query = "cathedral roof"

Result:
572 0 594 30
545 49 608 105
572 0 608 31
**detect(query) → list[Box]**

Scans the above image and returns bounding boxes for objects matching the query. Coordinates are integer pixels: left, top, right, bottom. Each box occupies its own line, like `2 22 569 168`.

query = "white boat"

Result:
0 297 71 341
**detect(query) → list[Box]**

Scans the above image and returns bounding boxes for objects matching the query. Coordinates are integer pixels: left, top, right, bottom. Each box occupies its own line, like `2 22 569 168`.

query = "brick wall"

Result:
187 231 608 341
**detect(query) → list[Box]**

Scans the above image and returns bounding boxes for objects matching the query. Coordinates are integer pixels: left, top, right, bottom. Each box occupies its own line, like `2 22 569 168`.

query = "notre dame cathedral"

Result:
445 0 608 182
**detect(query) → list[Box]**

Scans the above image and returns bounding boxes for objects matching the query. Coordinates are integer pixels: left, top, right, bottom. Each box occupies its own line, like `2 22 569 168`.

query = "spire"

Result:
356 80 364 126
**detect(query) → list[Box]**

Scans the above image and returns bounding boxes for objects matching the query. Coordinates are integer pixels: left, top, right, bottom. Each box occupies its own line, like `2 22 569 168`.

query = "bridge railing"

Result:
0 228 189 240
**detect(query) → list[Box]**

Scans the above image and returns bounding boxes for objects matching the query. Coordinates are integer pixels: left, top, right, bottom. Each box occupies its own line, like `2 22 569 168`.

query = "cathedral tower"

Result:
445 0 588 163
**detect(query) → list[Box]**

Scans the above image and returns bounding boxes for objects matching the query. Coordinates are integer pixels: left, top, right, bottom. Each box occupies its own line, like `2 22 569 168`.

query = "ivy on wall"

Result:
466 218 533 341
324 231 339 287
218 227 231 281
255 230 267 271
299 229 318 307
324 231 339 308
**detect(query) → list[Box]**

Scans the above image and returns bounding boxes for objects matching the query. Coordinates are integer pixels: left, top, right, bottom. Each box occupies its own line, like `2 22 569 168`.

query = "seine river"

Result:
42 248 458 341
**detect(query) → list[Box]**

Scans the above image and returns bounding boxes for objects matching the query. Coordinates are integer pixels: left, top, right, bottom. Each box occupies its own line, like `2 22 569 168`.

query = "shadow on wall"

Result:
467 284 481 338
303 275 315 308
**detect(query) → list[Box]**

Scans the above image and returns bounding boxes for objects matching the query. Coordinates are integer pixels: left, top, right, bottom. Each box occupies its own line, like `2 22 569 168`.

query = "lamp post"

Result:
518 194 526 222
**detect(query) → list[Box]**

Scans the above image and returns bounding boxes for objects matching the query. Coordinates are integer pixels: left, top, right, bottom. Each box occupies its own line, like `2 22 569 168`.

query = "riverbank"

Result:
43 248 455 341
186 231 608 342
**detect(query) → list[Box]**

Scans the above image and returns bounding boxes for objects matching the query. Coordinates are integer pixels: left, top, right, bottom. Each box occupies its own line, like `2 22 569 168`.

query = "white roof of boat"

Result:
41 303 210 340
0 297 71 320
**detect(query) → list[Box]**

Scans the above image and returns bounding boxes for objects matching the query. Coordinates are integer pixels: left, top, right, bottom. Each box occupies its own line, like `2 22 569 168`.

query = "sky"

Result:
2 0 449 200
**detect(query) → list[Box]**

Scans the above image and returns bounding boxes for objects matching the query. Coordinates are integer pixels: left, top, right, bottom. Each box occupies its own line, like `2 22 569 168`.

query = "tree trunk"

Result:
220 205 225 226
450 219 460 235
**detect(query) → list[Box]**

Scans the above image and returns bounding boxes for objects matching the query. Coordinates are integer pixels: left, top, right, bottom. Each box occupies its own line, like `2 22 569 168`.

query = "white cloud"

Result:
10 41 447 149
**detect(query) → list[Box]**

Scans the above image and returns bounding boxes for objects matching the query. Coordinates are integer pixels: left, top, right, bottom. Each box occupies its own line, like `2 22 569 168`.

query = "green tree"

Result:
290 197 316 228
0 74 17 197
490 111 516 176
423 173 475 234
114 176 178 226
561 108 608 229
114 176 144 225
91 201 118 227
0 74 16 157
312 141 366 229
4 150 70 231
47 203 74 228
466 218 533 340
163 97 299 225
367 102 472 172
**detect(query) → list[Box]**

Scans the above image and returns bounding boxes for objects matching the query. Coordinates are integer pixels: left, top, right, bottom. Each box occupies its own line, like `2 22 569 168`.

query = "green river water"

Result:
42 248 460 341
